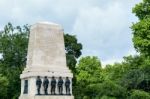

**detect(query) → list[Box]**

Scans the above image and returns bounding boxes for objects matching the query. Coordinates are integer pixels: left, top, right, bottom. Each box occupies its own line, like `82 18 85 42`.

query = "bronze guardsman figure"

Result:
58 76 64 95
65 77 71 95
51 76 56 95
43 76 49 95
36 76 42 95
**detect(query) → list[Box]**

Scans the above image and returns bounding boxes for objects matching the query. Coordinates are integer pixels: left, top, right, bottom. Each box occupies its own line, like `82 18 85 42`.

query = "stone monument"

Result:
19 22 74 99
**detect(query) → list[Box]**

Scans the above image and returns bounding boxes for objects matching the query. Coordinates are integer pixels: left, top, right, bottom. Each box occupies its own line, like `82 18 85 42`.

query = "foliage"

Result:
132 0 150 57
74 56 103 99
131 18 150 56
0 74 9 98
64 34 82 73
121 69 144 90
129 90 150 99
132 0 150 20
76 56 103 85
0 23 29 99
101 95 116 99
85 80 127 99
74 53 150 99
101 54 150 98
0 23 29 70
137 58 150 92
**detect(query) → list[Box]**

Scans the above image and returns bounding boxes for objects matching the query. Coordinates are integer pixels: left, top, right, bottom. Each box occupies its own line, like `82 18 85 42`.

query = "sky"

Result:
0 0 142 66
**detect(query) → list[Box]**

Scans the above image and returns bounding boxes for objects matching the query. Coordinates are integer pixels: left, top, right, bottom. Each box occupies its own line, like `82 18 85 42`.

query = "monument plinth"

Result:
19 22 74 99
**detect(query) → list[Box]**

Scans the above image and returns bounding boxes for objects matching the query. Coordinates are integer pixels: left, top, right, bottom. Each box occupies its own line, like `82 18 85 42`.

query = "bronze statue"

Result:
51 76 56 95
65 77 71 95
36 76 42 95
58 76 64 95
43 76 49 95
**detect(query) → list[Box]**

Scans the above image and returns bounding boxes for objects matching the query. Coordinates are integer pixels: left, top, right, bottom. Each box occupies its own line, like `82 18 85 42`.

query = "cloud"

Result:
0 0 142 65
72 0 141 65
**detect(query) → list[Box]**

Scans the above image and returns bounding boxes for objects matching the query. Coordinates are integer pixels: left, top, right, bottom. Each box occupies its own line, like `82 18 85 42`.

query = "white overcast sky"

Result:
0 0 142 66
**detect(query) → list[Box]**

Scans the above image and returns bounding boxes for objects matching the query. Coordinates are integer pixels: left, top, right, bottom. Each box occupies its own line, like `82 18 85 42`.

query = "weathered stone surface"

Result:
35 96 74 99
21 22 72 76
19 22 73 99
27 22 66 69
19 95 74 99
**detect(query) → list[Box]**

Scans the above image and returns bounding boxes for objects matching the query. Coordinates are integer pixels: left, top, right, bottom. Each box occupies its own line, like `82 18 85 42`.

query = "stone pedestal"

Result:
19 22 74 99
19 95 74 99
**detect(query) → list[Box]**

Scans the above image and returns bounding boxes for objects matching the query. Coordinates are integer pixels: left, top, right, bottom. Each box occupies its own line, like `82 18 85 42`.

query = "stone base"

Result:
19 95 74 99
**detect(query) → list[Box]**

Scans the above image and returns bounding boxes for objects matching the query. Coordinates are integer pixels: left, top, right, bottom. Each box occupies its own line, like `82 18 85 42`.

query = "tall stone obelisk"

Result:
19 22 74 99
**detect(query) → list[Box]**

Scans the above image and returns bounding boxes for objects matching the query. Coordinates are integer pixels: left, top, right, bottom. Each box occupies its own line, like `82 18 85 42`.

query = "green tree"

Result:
76 56 103 85
0 23 29 99
129 90 150 99
132 0 150 20
75 56 103 99
64 34 82 73
85 80 127 99
102 54 150 98
0 74 9 99
101 95 116 99
132 0 150 57
102 56 140 84
0 23 29 70
131 0 150 92
121 69 144 90
137 58 150 92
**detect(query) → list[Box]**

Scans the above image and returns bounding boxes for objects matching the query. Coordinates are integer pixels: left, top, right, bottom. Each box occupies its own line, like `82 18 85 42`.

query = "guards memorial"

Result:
19 22 74 99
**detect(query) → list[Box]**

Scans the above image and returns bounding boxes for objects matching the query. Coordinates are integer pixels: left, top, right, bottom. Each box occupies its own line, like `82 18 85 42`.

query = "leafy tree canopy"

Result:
133 0 150 20
74 56 103 98
0 74 9 99
132 0 150 57
64 34 82 73
76 56 103 85
129 90 150 99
